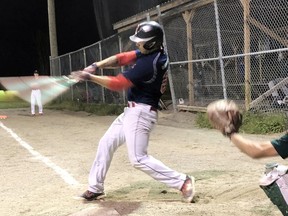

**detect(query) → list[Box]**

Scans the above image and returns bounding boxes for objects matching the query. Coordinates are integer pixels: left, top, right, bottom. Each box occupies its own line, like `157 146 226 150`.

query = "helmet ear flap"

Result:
143 41 156 50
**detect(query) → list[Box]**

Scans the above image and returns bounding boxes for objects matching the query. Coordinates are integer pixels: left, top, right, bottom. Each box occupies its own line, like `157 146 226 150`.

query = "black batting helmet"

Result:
129 21 163 50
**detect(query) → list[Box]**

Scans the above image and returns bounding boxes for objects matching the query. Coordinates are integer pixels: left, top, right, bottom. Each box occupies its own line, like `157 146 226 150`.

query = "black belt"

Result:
127 102 157 112
150 106 157 112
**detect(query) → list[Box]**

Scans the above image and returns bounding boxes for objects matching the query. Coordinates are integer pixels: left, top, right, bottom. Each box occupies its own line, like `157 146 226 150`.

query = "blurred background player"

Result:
30 70 43 116
70 21 195 203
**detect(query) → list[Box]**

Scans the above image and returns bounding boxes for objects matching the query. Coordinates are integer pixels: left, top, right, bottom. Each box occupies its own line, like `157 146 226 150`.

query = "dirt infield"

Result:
0 108 284 216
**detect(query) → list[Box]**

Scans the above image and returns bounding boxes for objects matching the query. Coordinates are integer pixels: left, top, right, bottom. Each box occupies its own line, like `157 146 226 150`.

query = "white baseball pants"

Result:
88 102 186 193
31 89 43 115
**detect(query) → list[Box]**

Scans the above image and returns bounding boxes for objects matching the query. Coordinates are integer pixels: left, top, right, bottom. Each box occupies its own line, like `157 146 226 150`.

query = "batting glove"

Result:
70 71 91 82
83 63 97 74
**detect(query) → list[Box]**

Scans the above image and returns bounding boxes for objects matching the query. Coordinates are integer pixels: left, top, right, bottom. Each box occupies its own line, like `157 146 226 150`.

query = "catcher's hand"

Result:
207 99 242 137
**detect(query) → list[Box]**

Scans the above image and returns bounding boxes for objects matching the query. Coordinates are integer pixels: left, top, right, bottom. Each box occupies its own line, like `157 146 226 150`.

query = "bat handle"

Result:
62 75 78 84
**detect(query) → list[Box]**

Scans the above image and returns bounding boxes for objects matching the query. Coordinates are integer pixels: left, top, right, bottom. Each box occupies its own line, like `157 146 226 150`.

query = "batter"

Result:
71 21 195 203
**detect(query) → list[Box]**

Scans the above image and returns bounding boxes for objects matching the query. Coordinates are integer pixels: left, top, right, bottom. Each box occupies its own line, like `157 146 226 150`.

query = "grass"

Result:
0 101 30 109
0 99 125 116
0 91 125 116
195 111 287 134
0 91 30 109
0 90 19 101
1 91 286 133
45 100 125 116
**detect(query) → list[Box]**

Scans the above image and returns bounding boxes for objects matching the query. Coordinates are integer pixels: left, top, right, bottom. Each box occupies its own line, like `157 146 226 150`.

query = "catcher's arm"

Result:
230 133 278 158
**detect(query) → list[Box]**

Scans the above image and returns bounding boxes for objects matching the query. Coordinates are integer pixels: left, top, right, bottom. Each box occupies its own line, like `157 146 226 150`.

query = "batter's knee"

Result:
129 155 145 169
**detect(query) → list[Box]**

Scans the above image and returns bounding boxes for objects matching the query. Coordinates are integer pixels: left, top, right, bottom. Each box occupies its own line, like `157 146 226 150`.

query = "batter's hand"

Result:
83 63 97 74
69 71 91 82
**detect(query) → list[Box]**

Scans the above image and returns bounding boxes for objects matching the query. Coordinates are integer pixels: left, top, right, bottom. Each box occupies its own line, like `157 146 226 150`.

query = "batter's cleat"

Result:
181 175 195 203
80 190 106 201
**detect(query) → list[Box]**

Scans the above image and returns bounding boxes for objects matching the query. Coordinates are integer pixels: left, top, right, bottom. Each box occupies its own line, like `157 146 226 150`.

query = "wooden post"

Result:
182 10 195 105
47 0 58 58
243 0 251 110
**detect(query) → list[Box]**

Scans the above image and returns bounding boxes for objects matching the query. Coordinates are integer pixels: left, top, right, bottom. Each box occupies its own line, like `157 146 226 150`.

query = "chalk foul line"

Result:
0 122 79 186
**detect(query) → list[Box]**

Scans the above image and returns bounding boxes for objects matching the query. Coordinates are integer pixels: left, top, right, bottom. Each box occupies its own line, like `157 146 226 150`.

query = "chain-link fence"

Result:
50 0 288 113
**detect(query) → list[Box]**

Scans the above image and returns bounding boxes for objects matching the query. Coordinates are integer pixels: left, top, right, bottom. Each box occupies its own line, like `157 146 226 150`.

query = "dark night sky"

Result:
0 0 99 77
0 0 169 77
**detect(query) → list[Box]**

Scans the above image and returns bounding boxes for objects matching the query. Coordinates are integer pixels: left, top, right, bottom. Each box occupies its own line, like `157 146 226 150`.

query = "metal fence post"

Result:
99 42 105 103
156 5 177 112
49 56 52 76
58 57 63 101
83 49 89 103
118 36 126 105
68 54 74 101
214 0 227 99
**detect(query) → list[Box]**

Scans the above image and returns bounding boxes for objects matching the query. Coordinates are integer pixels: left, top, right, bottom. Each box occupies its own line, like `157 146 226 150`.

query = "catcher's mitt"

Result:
207 99 242 136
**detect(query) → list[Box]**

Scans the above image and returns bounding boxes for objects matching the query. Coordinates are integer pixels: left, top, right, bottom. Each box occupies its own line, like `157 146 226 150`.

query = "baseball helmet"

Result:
129 21 163 50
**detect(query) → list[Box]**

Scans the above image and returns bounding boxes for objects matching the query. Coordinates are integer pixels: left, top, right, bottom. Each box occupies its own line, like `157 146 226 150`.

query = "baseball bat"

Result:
0 75 78 105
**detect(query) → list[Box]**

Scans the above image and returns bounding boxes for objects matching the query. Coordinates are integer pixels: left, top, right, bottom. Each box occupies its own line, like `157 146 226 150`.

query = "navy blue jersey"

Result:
122 49 169 108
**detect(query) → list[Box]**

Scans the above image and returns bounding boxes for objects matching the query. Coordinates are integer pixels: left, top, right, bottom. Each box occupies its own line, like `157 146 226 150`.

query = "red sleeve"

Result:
116 51 137 66
107 74 133 91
